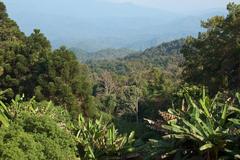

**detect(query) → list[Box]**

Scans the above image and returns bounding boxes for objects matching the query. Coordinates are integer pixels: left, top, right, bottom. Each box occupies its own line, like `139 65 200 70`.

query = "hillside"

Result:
124 39 184 67
87 39 184 78
72 48 138 62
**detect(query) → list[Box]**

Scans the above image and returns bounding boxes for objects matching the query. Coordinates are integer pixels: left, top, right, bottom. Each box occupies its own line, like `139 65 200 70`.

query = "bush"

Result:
0 97 77 160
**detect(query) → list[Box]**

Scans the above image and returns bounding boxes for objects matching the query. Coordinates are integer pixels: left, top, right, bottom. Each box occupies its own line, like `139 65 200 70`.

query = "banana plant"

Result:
229 93 240 129
158 90 240 159
0 93 68 128
0 90 12 127
0 99 10 127
76 114 136 160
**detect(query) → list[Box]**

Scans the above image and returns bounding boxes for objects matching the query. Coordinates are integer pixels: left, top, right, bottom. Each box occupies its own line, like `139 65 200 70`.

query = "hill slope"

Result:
87 39 184 75
72 48 138 62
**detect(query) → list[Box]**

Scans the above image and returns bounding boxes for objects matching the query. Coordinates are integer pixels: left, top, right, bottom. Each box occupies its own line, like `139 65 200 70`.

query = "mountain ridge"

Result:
3 0 227 52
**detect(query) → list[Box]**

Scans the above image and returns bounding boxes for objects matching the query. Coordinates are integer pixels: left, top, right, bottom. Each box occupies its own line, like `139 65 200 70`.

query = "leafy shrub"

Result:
0 97 77 160
148 90 240 159
76 114 136 160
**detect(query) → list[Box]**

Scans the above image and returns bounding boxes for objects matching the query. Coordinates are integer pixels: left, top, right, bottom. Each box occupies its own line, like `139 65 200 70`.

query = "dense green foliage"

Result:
124 39 184 67
168 92 240 159
87 39 184 131
0 97 77 160
182 3 240 93
72 48 137 62
88 39 183 74
76 114 136 159
146 90 240 160
0 1 240 160
0 2 95 118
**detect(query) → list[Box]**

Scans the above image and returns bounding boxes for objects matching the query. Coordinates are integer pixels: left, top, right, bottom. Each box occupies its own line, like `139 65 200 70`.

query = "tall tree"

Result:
182 3 240 93
0 2 96 118
0 2 26 98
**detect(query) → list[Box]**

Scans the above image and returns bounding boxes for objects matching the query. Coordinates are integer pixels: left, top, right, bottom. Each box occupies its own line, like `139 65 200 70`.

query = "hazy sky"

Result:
3 0 240 15
103 0 240 12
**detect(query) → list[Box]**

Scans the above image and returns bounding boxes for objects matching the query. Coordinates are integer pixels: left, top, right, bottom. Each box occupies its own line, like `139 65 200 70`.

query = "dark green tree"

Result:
0 2 96 118
182 3 240 93
35 47 94 117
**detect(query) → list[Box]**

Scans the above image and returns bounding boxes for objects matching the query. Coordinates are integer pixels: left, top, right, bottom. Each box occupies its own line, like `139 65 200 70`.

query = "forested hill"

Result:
87 39 184 75
73 39 184 63
124 39 184 67
127 39 184 58
72 48 138 62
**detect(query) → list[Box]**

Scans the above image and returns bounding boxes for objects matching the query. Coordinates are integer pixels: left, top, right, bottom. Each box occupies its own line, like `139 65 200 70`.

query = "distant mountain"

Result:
3 0 227 52
70 48 89 62
72 48 137 62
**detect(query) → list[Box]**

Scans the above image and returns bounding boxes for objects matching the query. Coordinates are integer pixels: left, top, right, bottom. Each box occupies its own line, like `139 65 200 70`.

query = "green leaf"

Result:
229 118 240 125
162 124 186 133
128 131 135 141
236 93 240 104
185 94 199 110
195 117 212 137
200 143 214 151
199 99 211 118
0 101 8 112
0 113 9 127
182 118 204 137
230 106 240 113
220 103 228 126
87 146 95 159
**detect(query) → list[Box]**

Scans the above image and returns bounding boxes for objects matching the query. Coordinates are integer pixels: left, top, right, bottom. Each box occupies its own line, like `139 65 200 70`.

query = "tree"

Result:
34 46 94 117
97 71 117 96
0 2 26 99
182 3 240 93
0 2 96 118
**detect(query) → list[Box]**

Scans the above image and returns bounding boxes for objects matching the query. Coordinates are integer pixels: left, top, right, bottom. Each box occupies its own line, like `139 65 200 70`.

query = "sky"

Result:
102 0 240 12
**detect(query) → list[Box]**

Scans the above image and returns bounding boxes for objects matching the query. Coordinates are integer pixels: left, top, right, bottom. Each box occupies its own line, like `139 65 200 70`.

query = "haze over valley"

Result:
2 0 228 52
